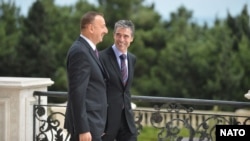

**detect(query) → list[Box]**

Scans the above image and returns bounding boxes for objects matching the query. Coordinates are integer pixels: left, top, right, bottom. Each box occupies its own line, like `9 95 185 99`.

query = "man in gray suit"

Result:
100 20 137 141
64 11 109 141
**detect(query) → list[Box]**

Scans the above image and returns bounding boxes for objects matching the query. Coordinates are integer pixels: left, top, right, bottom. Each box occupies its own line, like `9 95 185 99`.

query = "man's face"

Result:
91 15 108 45
114 27 134 53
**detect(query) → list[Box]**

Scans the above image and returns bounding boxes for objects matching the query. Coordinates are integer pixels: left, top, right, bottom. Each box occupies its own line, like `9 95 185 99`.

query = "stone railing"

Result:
1 77 250 141
0 77 53 141
33 91 250 141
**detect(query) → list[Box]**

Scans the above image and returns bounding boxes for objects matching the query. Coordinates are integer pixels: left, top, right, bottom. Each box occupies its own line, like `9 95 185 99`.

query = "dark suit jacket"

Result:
99 46 137 135
64 36 108 137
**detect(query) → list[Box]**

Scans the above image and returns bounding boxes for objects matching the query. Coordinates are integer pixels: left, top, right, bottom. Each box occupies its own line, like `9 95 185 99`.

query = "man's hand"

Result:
79 132 92 141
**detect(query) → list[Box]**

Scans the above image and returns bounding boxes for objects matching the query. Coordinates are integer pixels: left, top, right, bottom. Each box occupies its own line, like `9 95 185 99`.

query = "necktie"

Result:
120 54 127 85
94 49 99 58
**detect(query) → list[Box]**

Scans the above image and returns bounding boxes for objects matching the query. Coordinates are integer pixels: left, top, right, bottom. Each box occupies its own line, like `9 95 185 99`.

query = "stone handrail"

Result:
0 77 54 141
1 76 250 141
33 91 250 141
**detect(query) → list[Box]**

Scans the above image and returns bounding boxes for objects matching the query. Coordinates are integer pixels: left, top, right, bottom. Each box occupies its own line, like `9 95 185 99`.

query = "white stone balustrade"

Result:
0 77 54 141
0 76 249 141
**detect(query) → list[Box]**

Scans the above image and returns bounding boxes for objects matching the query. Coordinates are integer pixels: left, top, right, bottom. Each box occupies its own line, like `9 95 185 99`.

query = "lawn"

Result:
137 126 211 141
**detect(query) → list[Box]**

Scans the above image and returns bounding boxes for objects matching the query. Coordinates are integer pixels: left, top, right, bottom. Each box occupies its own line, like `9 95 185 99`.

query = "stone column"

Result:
0 77 54 141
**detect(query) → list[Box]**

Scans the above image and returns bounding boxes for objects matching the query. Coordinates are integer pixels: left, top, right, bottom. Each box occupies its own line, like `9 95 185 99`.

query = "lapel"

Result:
127 54 133 86
78 37 104 72
108 48 122 80
108 47 131 88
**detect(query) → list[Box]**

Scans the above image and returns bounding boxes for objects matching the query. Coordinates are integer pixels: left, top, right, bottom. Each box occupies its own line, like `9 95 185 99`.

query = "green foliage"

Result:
0 0 22 75
137 126 158 141
137 126 194 141
1 0 250 102
14 0 56 78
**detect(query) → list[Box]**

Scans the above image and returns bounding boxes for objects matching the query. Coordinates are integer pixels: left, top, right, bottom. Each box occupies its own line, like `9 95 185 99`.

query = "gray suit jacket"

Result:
99 46 137 135
64 36 108 137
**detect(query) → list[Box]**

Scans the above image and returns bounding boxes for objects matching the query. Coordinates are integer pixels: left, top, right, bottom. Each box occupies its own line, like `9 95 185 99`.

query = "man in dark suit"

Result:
64 11 109 141
100 20 137 141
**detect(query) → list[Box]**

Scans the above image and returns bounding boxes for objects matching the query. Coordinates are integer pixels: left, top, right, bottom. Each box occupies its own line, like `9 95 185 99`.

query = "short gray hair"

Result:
114 20 135 37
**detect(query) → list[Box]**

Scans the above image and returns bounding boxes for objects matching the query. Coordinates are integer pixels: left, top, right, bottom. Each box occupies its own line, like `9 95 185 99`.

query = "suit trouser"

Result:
102 110 137 141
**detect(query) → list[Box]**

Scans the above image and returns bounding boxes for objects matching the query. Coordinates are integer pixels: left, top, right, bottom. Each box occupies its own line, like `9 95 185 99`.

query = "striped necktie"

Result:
94 49 99 58
120 54 127 85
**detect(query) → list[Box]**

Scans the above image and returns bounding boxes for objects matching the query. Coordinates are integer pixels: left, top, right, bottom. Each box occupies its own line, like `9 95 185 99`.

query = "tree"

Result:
15 0 57 78
0 0 22 75
1 0 250 103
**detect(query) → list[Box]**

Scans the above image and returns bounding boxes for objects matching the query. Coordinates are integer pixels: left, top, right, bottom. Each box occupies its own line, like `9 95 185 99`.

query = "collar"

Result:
112 45 127 59
80 34 96 51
